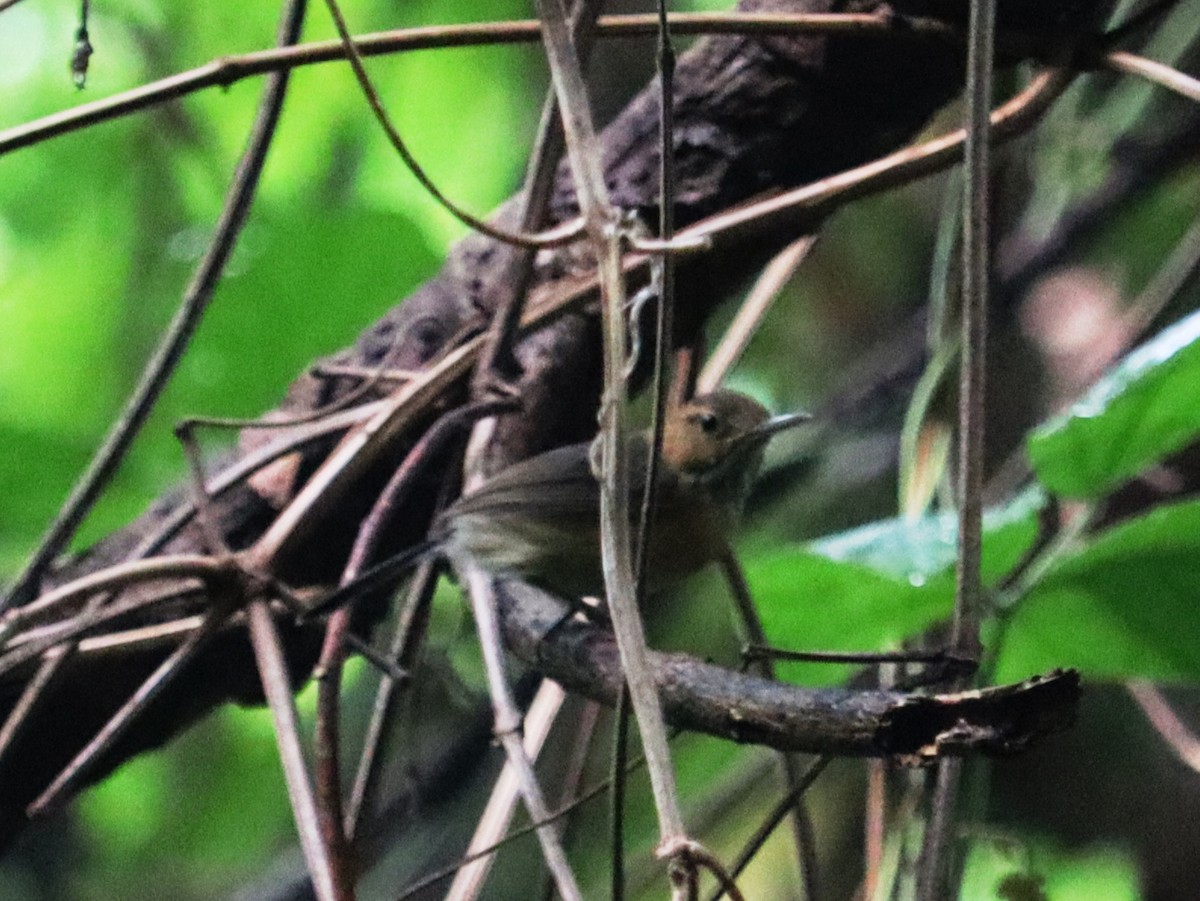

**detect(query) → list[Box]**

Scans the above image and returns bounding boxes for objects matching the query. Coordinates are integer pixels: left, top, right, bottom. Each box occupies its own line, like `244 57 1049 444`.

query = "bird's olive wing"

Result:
447 436 654 521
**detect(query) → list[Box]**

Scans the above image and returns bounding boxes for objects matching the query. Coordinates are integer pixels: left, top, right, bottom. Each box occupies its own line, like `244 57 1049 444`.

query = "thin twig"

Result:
743 645 949 666
917 0 995 896
396 722 655 901
696 237 816 395
314 609 353 895
133 400 386 561
474 0 605 388
443 681 566 901
460 568 583 900
864 663 898 901
174 422 231 555
719 552 818 899
1106 50 1200 102
864 759 888 899
708 757 830 901
633 0 679 607
0 589 212 679
1 0 308 613
26 609 227 817
345 559 440 838
457 0 609 857
312 401 509 879
677 841 747 901
619 2 683 880
1122 212 1200 341
321 0 584 251
916 759 964 901
0 13 961 158
0 554 230 642
691 67 1072 252
1127 681 1200 773
539 699 603 901
176 328 415 435
535 0 693 876
953 0 995 679
247 598 344 901
611 685 631 901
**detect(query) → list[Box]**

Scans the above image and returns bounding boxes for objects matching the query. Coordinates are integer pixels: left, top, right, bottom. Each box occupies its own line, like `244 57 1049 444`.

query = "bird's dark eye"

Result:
697 411 719 433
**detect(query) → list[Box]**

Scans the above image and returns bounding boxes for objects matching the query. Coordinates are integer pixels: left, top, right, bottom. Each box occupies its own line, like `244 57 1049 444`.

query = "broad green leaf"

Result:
1028 309 1200 497
754 491 1044 685
749 550 952 686
810 487 1045 585
995 498 1200 684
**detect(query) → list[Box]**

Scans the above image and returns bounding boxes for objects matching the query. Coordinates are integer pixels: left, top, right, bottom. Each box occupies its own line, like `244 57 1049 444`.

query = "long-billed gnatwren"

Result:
313 390 806 612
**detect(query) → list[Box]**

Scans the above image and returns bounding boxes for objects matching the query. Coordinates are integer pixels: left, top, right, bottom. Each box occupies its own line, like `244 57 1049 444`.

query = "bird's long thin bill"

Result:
755 410 811 438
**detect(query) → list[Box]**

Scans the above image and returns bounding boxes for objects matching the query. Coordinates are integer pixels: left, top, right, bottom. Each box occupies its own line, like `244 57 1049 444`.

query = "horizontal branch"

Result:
499 583 1080 758
0 10 1025 158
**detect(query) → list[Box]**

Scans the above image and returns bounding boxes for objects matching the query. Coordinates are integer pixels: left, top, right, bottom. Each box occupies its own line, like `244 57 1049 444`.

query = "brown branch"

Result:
0 13 970 159
499 582 1080 758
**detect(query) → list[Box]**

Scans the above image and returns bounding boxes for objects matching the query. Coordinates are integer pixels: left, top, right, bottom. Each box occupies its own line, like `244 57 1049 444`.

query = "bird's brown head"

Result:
662 390 808 509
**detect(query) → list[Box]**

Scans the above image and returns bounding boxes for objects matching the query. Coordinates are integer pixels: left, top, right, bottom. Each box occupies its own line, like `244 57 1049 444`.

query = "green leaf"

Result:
752 491 1044 685
961 834 1140 901
810 487 1045 585
1028 309 1200 498
996 498 1200 684
749 550 952 686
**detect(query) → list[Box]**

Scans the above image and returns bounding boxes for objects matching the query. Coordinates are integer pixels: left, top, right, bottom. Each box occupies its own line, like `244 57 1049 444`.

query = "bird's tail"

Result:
302 538 441 621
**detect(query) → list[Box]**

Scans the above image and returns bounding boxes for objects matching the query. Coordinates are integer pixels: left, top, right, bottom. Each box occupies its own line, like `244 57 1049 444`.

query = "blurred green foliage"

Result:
1029 308 1200 497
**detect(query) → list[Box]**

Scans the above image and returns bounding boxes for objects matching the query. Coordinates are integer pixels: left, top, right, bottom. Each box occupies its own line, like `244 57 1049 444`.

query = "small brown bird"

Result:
311 390 806 612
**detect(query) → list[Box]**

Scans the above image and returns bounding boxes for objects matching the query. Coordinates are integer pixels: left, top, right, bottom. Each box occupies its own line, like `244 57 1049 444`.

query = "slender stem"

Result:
918 0 995 897
0 13 959 158
25 609 225 817
951 0 996 666
1106 50 1200 103
443 681 566 901
312 401 505 870
915 759 964 901
610 686 631 901
0 554 229 639
345 559 439 837
396 726 656 901
1128 682 1200 773
540 699 602 901
247 599 346 901
708 756 830 901
864 759 887 899
633 0 678 603
474 0 605 388
535 0 689 852
320 0 584 251
461 568 583 901
314 611 353 893
697 237 816 394
720 552 818 899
